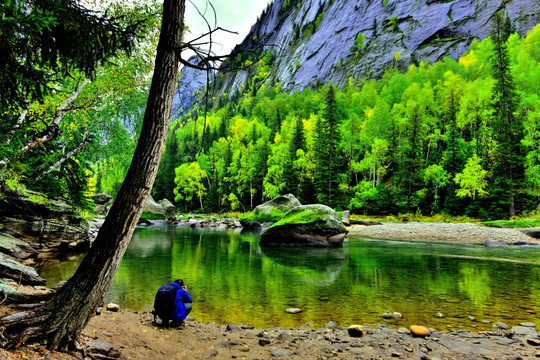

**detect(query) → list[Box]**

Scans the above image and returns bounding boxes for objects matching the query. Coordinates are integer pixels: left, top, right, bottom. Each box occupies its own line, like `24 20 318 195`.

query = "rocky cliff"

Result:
173 0 538 114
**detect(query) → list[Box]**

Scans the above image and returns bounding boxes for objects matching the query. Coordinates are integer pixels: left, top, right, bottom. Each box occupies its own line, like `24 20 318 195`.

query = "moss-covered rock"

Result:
241 194 301 223
259 204 348 247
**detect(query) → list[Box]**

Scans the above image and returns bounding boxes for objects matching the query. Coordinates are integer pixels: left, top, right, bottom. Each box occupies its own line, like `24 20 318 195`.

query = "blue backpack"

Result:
153 283 180 323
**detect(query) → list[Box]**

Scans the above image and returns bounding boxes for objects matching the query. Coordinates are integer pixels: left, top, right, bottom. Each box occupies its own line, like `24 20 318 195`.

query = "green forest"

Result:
2 11 540 219
152 21 540 218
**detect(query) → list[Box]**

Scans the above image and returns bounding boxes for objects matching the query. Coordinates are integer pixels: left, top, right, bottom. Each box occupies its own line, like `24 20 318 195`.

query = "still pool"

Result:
36 225 540 330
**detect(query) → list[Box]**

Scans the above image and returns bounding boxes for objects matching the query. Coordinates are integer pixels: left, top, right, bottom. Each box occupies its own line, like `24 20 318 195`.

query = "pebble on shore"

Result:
410 325 430 337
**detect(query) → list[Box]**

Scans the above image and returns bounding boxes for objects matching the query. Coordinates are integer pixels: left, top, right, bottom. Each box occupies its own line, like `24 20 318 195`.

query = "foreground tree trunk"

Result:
0 0 184 350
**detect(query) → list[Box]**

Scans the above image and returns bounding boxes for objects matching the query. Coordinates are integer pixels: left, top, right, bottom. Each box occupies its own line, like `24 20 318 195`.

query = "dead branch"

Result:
20 79 90 155
35 130 90 180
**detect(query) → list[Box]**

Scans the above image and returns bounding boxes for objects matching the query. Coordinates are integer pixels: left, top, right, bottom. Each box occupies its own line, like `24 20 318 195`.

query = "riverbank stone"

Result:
269 349 291 357
158 199 176 219
509 326 538 337
106 303 120 312
348 325 364 337
382 312 402 320
484 239 509 247
86 341 113 355
226 323 242 332
410 325 430 337
286 308 302 314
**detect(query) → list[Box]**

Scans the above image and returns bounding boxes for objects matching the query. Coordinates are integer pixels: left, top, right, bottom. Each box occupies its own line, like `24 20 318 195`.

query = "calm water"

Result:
36 225 540 330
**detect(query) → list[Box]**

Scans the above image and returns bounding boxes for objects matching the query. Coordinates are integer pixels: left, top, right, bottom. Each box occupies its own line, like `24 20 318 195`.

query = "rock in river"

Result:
259 204 348 247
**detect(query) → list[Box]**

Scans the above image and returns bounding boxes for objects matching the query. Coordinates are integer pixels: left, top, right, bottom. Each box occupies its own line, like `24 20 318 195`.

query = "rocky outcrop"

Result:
0 233 37 259
91 193 112 215
0 254 46 285
259 204 348 247
172 56 211 116
0 184 90 251
196 0 539 106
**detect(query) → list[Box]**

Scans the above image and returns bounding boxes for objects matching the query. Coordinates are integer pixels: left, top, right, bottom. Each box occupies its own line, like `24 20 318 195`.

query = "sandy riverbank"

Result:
347 222 540 245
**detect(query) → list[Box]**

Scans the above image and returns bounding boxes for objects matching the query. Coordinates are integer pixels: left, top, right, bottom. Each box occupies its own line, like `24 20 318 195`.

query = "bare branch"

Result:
20 79 90 155
35 131 90 181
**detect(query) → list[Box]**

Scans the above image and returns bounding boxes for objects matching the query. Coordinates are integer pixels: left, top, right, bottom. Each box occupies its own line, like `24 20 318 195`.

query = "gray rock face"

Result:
260 204 348 247
0 253 46 285
171 56 210 117
216 0 539 96
0 185 90 250
0 233 37 259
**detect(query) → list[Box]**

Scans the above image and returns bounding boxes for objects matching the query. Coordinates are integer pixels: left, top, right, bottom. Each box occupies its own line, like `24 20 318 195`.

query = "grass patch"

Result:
240 208 288 223
481 219 540 228
140 212 167 220
349 213 478 223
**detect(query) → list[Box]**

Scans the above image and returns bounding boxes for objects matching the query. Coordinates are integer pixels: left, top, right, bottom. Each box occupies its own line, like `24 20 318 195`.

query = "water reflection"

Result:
261 246 348 286
36 226 540 330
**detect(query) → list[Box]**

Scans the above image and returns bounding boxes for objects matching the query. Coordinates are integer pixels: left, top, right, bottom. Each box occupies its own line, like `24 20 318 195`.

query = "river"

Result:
36 224 540 330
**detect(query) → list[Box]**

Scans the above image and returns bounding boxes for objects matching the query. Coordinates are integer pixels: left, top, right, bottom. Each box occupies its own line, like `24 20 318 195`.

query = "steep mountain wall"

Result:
174 0 539 115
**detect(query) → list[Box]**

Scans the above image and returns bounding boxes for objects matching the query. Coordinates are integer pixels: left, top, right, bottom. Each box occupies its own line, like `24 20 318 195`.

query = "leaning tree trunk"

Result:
0 0 184 350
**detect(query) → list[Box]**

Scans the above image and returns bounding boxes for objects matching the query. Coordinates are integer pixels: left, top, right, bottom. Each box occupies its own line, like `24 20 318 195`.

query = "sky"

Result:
183 0 274 57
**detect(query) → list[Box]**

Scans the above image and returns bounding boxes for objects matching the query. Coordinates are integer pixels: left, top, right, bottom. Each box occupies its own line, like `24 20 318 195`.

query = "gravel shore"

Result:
347 222 540 245
7 309 539 360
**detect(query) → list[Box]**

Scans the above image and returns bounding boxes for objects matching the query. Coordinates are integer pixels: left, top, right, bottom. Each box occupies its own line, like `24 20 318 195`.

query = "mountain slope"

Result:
174 0 539 114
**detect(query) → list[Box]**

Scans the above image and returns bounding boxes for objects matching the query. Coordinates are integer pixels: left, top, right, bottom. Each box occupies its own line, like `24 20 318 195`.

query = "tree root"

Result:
61 350 84 360
7 290 56 304
8 303 43 310
88 354 122 360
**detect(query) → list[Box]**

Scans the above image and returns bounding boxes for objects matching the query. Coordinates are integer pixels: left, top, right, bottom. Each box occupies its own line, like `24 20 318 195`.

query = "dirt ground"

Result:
1 306 539 360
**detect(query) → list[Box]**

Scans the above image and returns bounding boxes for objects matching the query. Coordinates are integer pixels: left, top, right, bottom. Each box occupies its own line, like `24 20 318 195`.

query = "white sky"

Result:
184 0 274 57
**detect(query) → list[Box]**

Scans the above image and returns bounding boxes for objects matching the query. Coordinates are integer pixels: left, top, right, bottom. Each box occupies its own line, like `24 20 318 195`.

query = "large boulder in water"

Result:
259 204 348 247
243 194 301 223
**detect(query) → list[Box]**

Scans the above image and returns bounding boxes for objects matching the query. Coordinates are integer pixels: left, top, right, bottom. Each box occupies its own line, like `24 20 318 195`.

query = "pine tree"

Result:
283 118 305 196
490 12 525 217
314 84 344 207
